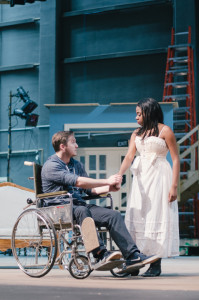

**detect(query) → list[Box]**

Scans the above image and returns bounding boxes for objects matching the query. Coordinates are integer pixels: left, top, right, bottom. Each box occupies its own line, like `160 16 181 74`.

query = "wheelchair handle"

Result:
24 161 34 166
27 198 33 205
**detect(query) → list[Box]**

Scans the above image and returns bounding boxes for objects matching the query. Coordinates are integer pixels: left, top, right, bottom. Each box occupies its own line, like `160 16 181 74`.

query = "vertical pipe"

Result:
7 91 12 182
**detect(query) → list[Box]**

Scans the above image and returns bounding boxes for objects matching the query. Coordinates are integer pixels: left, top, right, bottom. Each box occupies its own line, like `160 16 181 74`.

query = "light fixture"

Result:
10 0 46 7
13 86 39 127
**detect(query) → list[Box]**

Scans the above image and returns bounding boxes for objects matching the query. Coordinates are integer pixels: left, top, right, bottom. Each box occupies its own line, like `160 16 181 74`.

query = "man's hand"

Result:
109 184 121 192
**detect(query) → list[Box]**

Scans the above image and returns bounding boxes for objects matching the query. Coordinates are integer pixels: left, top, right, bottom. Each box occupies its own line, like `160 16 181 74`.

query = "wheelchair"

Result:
11 162 128 279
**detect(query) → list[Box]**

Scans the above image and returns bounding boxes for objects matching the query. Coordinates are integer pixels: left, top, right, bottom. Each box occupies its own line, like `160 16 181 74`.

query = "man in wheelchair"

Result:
41 131 159 273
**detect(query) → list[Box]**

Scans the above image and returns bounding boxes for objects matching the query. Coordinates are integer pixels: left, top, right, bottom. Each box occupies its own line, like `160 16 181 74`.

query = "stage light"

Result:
25 113 39 127
10 0 46 7
13 109 26 119
17 86 38 114
13 109 38 127
12 86 39 127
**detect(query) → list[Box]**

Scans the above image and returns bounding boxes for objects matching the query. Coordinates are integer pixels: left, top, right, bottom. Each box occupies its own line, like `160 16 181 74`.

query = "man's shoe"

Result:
127 252 160 266
117 252 160 275
94 251 123 271
98 251 122 263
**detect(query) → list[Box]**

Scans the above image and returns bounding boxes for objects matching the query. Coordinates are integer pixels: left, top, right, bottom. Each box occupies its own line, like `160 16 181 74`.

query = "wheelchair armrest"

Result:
36 190 69 199
82 193 113 209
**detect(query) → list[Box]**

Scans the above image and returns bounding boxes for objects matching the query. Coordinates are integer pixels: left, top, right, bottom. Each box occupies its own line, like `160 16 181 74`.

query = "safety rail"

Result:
177 125 199 202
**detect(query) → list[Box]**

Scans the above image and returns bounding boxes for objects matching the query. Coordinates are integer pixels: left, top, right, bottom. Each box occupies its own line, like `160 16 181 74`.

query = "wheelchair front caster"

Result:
110 262 130 278
68 255 91 279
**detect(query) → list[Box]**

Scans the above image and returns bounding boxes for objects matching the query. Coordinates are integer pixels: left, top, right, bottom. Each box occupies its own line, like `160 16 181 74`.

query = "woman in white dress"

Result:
118 98 180 277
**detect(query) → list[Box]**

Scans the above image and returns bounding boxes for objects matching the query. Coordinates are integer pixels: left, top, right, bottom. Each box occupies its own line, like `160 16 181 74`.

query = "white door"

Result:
76 147 132 212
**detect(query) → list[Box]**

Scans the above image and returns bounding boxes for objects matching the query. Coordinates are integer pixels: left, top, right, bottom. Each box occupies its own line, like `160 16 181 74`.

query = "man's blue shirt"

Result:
41 154 91 206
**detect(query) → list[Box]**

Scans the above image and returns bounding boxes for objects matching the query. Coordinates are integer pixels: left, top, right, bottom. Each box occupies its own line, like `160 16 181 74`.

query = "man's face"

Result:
63 134 78 157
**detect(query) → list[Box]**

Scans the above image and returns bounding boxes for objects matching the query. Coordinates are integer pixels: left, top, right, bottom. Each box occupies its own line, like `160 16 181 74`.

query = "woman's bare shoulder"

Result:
161 125 175 139
163 125 173 133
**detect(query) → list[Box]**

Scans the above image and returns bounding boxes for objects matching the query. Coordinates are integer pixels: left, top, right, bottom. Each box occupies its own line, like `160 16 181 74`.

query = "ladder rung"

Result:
174 31 189 36
180 159 191 163
175 132 187 138
167 69 188 76
169 44 191 51
164 94 189 101
173 120 190 124
170 65 188 70
165 82 188 88
174 106 190 113
168 56 188 63
180 172 188 176
179 145 190 150
169 43 190 47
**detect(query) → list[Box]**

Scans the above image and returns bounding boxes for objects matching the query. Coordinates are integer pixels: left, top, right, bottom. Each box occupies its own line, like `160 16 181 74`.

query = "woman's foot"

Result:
141 258 162 277
130 269 140 276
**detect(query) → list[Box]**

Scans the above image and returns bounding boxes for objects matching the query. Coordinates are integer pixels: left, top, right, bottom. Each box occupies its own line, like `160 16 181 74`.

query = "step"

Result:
174 107 190 113
180 158 191 163
164 94 189 101
165 81 189 88
174 126 191 130
187 198 194 203
170 65 188 70
174 31 189 36
174 113 190 118
173 120 190 125
168 56 188 63
175 132 187 138
179 212 194 215
169 44 191 51
180 171 188 176
167 68 188 76
179 145 190 151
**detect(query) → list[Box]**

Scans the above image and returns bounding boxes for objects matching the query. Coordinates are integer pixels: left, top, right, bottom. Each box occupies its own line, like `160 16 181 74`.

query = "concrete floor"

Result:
0 256 198 299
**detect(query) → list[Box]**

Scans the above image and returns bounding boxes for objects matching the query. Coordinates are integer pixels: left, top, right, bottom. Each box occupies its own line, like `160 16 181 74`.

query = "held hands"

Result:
107 174 122 187
107 174 122 192
168 186 178 202
109 184 121 192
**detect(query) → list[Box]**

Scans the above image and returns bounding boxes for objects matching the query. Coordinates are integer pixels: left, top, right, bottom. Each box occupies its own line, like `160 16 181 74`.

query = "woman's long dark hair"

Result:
136 98 164 139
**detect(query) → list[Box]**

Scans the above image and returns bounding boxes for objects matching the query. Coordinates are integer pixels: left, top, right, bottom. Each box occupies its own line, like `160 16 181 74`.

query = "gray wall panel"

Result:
63 54 166 104
65 0 157 11
1 26 39 66
64 6 172 58
0 4 40 22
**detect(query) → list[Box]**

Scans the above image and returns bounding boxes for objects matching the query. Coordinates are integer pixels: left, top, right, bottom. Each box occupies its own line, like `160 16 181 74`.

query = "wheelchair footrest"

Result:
93 259 124 271
81 217 99 253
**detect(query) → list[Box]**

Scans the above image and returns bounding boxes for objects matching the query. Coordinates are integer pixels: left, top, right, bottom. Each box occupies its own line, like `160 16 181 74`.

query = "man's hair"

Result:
52 131 74 152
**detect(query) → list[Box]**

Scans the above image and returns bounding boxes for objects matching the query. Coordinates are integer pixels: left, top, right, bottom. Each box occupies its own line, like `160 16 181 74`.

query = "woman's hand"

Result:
107 174 122 186
168 186 178 202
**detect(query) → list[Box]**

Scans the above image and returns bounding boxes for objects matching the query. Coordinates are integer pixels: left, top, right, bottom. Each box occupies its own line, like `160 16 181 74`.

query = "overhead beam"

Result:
63 0 172 18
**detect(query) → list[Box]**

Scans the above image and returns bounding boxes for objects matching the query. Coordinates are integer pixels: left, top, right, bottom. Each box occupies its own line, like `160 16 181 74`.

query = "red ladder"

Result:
163 26 198 239
163 26 196 141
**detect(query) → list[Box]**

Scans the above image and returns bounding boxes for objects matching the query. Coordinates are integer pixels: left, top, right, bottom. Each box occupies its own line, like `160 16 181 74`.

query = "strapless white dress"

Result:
125 135 179 257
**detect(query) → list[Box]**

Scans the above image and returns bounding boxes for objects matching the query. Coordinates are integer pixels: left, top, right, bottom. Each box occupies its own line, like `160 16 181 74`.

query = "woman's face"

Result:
136 106 143 126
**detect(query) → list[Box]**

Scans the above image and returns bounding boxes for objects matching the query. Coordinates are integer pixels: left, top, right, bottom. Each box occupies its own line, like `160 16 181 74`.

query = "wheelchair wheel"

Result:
68 255 91 279
12 208 57 278
110 262 130 278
